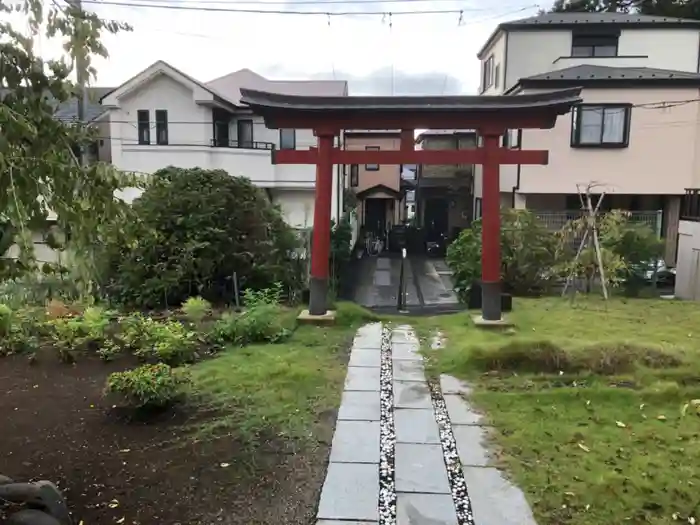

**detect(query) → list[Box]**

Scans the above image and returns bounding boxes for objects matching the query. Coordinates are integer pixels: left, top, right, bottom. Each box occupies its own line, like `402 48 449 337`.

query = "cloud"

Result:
261 65 465 95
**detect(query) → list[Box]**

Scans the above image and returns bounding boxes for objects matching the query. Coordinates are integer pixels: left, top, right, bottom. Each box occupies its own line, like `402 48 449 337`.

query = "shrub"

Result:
50 306 111 361
0 304 41 356
105 363 190 410
212 305 290 346
242 281 283 308
446 209 560 300
97 167 302 308
181 296 212 323
117 313 198 365
559 210 664 295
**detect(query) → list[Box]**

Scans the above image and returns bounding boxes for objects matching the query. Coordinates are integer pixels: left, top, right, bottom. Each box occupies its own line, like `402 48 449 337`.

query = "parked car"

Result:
628 259 676 287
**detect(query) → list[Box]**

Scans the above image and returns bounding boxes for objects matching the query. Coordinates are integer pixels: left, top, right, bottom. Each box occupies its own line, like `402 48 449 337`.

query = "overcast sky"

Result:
19 0 541 95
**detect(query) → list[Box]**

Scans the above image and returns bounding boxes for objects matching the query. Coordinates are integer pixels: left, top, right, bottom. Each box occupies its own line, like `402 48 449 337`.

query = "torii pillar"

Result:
308 129 336 316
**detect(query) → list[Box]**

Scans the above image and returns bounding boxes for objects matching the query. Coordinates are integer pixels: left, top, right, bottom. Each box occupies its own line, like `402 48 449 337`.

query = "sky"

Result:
13 0 543 95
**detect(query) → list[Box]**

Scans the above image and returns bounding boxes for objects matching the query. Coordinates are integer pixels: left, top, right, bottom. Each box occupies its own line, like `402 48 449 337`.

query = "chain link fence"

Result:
534 210 663 248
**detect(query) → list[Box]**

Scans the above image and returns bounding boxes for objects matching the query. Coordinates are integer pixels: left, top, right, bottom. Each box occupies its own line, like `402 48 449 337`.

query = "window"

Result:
502 129 521 149
212 109 231 147
494 64 500 89
365 146 379 171
350 164 359 187
155 109 168 145
279 129 296 150
481 56 494 92
237 119 253 147
137 110 150 145
571 104 631 148
571 34 618 57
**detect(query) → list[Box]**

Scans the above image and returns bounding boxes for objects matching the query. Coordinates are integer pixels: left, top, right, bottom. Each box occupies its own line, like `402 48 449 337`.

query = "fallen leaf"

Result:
657 415 667 421
616 421 626 428
577 443 590 453
116 519 125 524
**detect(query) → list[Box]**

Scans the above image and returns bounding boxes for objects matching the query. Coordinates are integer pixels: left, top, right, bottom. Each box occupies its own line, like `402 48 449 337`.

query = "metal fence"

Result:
534 210 663 237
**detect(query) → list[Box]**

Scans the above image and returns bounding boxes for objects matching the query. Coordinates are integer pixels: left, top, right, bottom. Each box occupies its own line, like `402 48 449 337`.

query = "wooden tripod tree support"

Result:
562 183 610 299
241 88 582 323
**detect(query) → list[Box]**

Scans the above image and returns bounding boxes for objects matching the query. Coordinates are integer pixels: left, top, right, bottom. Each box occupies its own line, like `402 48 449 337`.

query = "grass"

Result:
188 302 379 440
417 296 700 525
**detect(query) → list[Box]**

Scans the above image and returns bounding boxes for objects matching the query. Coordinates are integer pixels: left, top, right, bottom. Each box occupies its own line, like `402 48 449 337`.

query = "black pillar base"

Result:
308 277 329 316
481 280 502 321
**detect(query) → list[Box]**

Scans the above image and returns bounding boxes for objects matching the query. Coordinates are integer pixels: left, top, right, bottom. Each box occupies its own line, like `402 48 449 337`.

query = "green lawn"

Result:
418 297 700 525
188 302 378 440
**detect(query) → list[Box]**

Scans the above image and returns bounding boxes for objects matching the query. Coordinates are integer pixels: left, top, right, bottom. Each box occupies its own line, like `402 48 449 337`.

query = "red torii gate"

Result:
241 88 582 323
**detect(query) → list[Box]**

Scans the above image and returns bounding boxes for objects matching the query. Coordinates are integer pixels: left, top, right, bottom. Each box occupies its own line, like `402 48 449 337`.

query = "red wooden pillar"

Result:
480 133 502 321
309 130 336 316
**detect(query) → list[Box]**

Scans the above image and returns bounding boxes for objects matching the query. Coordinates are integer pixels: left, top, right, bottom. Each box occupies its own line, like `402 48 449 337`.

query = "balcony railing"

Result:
210 139 275 150
682 189 700 222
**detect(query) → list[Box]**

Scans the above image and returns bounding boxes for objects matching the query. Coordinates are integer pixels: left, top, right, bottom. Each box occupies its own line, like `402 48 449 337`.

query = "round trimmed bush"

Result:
98 167 302 308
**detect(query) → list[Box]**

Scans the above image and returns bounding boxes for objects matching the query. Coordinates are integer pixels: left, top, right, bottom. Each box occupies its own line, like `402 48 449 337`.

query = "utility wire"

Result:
77 0 532 15
94 0 524 5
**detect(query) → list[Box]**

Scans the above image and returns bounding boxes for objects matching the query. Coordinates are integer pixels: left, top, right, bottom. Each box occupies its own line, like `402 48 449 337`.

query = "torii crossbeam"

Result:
241 88 582 323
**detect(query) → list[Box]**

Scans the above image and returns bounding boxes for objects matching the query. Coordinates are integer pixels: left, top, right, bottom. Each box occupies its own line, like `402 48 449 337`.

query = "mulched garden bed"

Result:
0 353 333 525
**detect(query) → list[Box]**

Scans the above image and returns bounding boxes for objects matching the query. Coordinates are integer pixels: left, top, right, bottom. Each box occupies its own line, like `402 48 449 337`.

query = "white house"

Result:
474 12 700 263
97 61 349 229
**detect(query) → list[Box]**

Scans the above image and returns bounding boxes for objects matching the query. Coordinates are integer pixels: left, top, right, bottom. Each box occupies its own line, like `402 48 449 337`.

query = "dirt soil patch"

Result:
0 354 333 525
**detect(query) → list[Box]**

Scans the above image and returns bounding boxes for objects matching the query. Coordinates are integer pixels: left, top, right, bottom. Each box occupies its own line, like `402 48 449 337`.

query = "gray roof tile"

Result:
505 12 700 27
524 64 700 81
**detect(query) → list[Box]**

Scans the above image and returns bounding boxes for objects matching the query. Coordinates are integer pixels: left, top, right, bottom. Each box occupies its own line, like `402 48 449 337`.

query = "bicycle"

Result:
364 233 383 257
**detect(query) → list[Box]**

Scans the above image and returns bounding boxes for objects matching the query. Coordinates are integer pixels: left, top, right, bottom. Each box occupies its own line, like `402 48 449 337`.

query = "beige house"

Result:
344 131 413 237
475 12 700 263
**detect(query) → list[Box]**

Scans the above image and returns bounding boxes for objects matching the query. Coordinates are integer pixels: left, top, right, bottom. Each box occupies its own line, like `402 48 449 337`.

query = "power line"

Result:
94 0 519 5
77 0 523 15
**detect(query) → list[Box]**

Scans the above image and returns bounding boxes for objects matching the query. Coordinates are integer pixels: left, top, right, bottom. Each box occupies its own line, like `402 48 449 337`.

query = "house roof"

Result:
355 184 402 200
478 12 700 58
0 86 112 122
55 87 114 121
100 61 348 111
100 60 236 108
511 64 700 92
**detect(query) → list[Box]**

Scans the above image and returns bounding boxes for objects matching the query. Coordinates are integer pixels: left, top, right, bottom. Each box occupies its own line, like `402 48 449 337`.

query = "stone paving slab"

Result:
395 408 440 444
396 493 458 525
352 323 383 350
440 374 472 395
345 366 380 391
444 394 483 425
392 342 421 360
337 391 380 421
462 466 538 525
317 521 377 525
330 421 380 464
395 443 451 493
391 329 416 344
393 381 432 409
453 425 491 467
392 360 425 382
317 462 379 522
349 348 381 368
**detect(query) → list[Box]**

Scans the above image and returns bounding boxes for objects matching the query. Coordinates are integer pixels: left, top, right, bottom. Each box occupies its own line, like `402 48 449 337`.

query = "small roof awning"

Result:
356 184 402 200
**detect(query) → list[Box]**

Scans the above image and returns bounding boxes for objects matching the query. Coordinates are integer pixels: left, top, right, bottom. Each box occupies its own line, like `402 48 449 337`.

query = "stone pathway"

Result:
316 322 538 525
